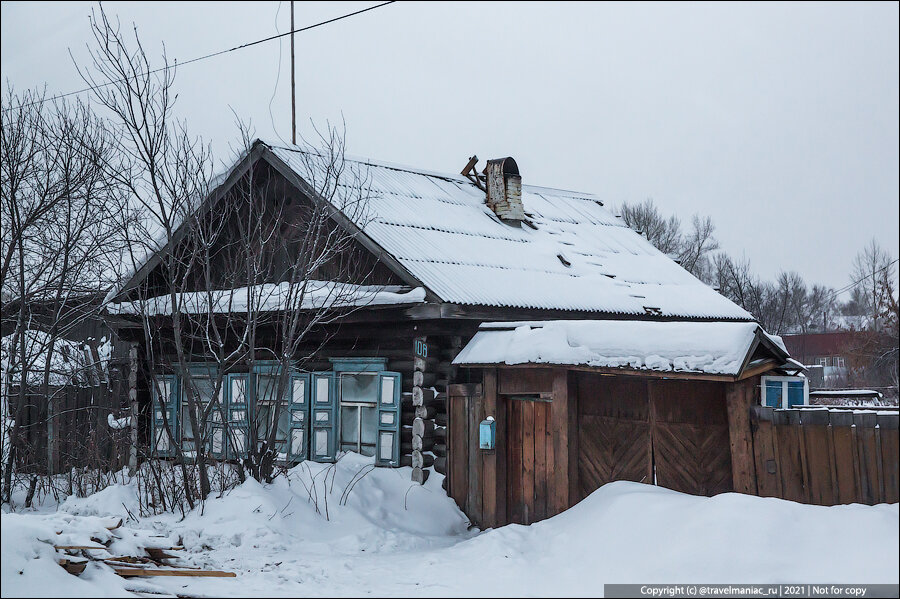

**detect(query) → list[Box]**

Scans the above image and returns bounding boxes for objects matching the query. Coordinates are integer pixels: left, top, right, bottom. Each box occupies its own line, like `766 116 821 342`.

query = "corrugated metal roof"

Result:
268 144 753 320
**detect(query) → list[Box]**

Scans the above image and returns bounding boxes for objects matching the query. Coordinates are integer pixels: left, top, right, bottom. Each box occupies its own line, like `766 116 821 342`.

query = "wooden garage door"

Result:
651 380 733 496
577 377 653 499
506 397 554 525
576 374 733 499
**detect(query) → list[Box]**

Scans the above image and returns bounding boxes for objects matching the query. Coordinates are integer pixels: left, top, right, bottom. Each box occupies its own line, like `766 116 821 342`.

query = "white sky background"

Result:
2 1 898 292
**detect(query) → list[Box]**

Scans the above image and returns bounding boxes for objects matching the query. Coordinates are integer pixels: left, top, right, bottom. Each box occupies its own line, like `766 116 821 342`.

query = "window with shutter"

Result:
311 372 337 462
226 373 250 460
152 375 179 458
288 373 310 462
375 372 401 467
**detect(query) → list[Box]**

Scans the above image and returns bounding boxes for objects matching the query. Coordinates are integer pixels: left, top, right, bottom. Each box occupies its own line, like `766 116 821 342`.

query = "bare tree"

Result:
82 7 382 502
619 199 682 255
1 86 123 502
850 238 896 330
619 198 719 281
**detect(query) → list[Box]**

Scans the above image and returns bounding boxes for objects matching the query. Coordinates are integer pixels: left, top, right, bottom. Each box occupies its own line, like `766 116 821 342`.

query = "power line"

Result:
829 258 899 301
3 1 396 113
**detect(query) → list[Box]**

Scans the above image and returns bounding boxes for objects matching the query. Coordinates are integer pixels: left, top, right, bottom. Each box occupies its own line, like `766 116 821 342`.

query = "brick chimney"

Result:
484 157 524 224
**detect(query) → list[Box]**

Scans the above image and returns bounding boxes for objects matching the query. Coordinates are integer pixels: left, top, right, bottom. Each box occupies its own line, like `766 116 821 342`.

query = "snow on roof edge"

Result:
453 320 773 377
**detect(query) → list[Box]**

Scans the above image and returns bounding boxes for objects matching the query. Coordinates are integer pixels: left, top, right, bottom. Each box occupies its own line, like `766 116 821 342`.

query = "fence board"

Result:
878 414 898 504
829 411 860 504
854 412 881 504
750 406 782 498
800 410 834 506
751 407 897 507
773 410 806 502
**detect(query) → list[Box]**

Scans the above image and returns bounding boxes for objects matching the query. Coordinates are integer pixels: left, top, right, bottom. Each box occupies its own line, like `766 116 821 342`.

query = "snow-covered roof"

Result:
452 320 788 377
265 143 752 320
111 140 753 320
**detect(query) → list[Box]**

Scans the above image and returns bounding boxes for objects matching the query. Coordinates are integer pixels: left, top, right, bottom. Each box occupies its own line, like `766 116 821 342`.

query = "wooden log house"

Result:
106 140 804 522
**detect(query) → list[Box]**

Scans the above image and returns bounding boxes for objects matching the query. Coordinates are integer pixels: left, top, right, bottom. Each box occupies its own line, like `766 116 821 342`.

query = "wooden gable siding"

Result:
138 161 405 300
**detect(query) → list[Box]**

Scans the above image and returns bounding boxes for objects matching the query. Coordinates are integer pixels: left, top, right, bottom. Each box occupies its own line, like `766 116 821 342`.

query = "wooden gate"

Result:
576 373 733 499
506 397 554 525
651 380 733 496
577 377 652 499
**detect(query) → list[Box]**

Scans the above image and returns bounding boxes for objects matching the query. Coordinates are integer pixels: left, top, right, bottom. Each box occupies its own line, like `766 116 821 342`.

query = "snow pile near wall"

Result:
447 483 898 595
3 457 897 597
454 320 782 375
106 281 426 316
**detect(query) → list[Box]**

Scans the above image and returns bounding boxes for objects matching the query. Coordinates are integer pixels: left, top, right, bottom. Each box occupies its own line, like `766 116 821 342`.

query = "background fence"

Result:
750 406 899 505
8 373 132 474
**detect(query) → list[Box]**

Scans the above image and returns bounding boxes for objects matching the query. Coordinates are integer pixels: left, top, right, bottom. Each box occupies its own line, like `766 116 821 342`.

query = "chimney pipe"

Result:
484 157 524 224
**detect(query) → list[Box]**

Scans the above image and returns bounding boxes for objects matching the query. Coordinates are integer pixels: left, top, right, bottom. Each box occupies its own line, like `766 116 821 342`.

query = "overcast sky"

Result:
2 1 898 292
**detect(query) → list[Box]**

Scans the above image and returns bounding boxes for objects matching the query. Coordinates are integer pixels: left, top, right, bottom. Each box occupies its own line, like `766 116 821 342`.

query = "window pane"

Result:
341 373 378 403
291 429 304 456
256 404 272 440
360 406 377 456
232 378 246 403
379 432 393 462
191 376 216 405
156 380 170 403
257 374 280 404
316 377 329 403
212 428 223 453
764 381 783 409
292 379 305 404
315 430 328 456
787 381 805 407
341 405 359 450
380 376 395 405
276 406 290 441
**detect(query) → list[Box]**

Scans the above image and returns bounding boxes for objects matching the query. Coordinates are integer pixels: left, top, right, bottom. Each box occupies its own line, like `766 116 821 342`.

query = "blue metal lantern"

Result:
479 416 496 450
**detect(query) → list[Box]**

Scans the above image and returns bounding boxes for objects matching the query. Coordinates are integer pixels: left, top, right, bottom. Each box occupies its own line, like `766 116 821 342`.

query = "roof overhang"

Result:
453 319 792 381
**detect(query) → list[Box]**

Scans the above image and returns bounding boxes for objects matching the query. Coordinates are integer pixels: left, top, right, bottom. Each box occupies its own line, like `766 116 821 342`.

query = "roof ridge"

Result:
264 141 603 199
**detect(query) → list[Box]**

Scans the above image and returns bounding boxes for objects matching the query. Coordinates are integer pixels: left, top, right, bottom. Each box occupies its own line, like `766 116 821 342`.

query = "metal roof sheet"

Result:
268 144 753 320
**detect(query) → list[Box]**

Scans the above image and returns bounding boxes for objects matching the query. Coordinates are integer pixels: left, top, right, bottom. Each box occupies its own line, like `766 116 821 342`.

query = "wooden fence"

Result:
8 372 132 474
750 406 899 505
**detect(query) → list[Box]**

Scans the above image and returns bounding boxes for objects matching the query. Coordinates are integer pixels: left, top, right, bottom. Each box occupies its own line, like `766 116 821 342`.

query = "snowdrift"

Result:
3 456 897 598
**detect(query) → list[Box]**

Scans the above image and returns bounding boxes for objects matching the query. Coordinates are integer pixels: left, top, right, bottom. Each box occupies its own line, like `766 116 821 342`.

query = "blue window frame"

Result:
311 372 337 462
375 372 401 467
761 376 809 409
152 358 400 467
151 374 179 458
226 372 250 460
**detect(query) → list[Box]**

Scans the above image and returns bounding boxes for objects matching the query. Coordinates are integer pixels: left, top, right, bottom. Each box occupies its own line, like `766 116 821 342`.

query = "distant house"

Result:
781 331 859 387
104 140 802 526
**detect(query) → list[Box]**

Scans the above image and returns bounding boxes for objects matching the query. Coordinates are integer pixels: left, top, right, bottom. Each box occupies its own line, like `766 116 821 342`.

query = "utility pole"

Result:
290 1 297 145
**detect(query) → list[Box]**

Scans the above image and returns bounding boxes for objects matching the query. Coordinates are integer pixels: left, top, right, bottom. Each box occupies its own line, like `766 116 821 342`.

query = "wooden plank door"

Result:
506 397 553 525
576 375 653 500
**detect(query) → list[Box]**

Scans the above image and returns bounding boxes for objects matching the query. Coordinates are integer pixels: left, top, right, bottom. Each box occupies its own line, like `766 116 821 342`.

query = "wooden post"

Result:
481 369 499 528
128 345 138 476
550 368 571 515
411 336 428 485
725 378 758 495
750 406 781 498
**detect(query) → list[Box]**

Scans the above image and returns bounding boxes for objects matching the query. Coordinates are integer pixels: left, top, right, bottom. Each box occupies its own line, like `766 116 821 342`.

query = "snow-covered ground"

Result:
3 454 898 598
